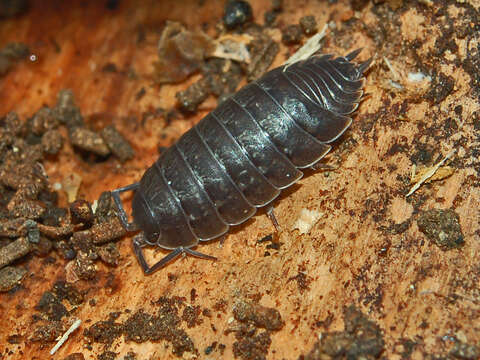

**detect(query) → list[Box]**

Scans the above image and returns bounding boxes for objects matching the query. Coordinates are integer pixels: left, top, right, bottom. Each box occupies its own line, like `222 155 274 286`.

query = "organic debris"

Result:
0 266 27 291
154 21 215 84
299 306 385 360
0 91 132 290
406 149 456 197
417 208 464 249
85 297 198 357
230 300 284 360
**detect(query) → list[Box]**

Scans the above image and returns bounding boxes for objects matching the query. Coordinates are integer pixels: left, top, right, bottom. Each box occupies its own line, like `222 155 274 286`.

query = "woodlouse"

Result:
112 49 371 274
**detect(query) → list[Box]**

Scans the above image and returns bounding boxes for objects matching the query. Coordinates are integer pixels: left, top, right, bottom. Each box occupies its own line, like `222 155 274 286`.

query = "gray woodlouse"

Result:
112 49 371 274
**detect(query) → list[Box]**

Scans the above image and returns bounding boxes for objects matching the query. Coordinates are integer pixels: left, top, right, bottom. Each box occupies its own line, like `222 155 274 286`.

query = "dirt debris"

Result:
176 77 211 113
98 351 117 360
282 24 303 45
0 237 32 269
233 300 284 331
417 208 464 249
41 129 64 155
299 15 317 36
154 21 215 84
229 300 284 360
85 297 197 357
182 305 203 328
63 353 85 360
245 27 279 81
0 266 27 291
0 90 130 285
70 127 111 157
223 0 253 30
233 329 272 360
450 340 479 360
100 125 135 163
70 199 94 226
299 306 385 360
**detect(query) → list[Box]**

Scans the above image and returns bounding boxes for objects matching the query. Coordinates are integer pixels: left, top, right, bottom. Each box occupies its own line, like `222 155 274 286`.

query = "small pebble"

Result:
223 0 253 29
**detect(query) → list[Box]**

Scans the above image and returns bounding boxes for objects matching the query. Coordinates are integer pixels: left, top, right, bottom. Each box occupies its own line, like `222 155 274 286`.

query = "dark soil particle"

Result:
70 199 94 226
97 351 117 360
84 317 123 346
425 72 455 105
299 15 317 35
100 125 135 163
72 216 126 246
63 353 85 360
0 237 31 270
123 352 137 360
30 321 64 342
417 208 464 249
288 269 312 293
205 341 217 355
123 307 195 357
123 310 163 343
86 297 197 357
0 266 26 292
299 306 385 360
282 24 303 45
97 242 120 266
245 27 279 82
223 0 253 30
35 291 69 321
70 127 111 157
95 191 116 223
6 334 22 344
41 129 63 155
450 340 479 360
233 328 272 360
233 300 284 331
53 280 84 305
182 305 203 328
176 77 211 113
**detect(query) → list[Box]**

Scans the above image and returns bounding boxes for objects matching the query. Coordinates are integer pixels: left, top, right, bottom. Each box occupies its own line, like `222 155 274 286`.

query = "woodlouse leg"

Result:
183 248 217 261
266 206 281 232
309 163 335 171
111 183 139 231
132 233 184 275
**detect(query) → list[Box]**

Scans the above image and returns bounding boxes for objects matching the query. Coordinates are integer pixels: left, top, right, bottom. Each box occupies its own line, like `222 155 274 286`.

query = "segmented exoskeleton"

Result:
112 49 371 274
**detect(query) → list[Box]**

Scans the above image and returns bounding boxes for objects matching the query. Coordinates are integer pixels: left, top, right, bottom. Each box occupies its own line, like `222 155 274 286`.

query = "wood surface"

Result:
0 0 479 359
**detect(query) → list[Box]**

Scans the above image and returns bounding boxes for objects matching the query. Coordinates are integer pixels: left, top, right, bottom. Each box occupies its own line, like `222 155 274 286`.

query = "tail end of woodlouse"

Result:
345 48 373 78
345 48 363 61
357 57 374 75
